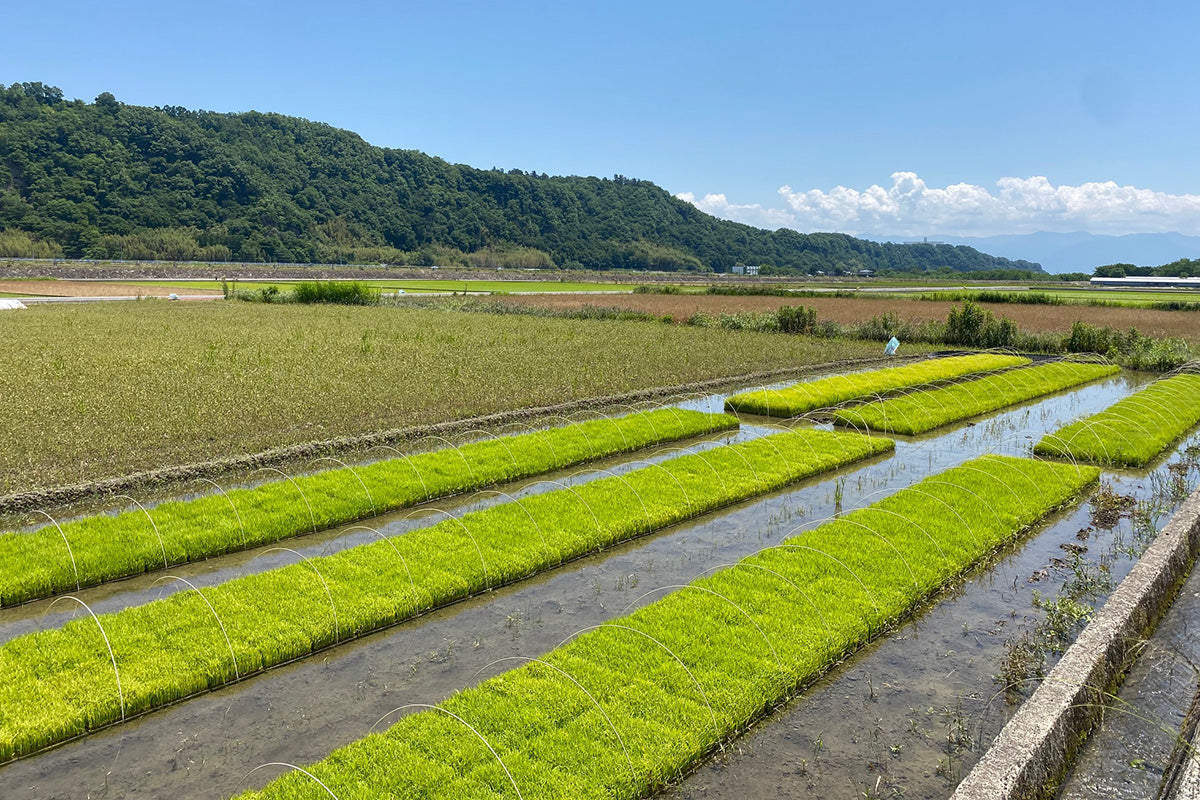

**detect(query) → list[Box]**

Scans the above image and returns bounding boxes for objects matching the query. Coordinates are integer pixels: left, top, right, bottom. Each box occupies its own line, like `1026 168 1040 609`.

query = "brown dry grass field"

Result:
493 293 1200 343
0 280 222 297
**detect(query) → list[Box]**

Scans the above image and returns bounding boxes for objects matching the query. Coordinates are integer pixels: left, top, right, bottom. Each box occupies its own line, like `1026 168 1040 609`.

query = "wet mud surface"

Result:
1057 510 1200 798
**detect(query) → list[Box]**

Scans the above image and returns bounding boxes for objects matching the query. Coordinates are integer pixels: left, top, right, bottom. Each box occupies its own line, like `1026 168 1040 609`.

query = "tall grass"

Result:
233 456 1098 800
292 281 381 305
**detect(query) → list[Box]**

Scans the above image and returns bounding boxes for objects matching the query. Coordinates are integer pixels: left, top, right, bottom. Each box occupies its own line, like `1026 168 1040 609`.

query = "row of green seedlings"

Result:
235 454 1100 800
724 352 1030 417
1033 369 1200 467
0 428 893 762
829 359 1121 435
0 408 737 608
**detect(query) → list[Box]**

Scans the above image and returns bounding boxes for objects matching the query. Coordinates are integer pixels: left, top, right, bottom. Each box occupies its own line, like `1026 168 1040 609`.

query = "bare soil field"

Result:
0 279 222 297
494 293 1200 342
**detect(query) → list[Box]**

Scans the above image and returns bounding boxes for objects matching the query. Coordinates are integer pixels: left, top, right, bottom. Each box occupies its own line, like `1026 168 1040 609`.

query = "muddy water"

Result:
0 370 1167 799
1057 471 1200 798
663 424 1200 797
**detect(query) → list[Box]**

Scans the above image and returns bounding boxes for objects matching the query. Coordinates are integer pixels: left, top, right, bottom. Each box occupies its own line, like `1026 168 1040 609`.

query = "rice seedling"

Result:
724 353 1030 417
0 409 735 607
0 302 896 493
0 428 892 761
231 455 1098 800
830 360 1120 435
1033 371 1200 467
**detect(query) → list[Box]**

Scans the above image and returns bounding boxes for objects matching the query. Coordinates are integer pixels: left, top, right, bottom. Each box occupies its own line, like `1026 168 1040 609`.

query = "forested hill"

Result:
0 83 1044 274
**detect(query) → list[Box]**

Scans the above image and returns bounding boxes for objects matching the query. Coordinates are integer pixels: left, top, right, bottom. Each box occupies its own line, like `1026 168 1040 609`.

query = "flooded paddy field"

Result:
3 365 1197 800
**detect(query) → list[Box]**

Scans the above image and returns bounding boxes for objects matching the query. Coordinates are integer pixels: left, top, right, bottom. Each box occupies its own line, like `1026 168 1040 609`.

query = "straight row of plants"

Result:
0 428 893 762
236 454 1100 800
1034 370 1200 467
0 409 736 607
723 352 1030 417
830 360 1121 435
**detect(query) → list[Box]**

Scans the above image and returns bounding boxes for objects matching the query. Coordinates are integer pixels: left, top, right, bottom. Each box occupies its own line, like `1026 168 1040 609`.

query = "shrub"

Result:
293 281 381 305
944 300 1017 348
776 304 817 334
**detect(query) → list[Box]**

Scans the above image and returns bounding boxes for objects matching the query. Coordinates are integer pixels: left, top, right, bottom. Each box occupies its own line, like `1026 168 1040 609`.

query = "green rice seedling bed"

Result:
0 409 736 608
234 455 1098 800
830 360 1120 435
1033 371 1200 467
724 352 1030 417
0 428 892 762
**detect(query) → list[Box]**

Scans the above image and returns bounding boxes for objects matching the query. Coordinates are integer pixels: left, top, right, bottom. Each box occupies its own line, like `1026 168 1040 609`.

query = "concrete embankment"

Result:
951 483 1200 800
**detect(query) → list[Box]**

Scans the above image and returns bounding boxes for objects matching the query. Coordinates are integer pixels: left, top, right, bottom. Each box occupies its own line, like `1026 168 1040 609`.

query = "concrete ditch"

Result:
951 482 1200 800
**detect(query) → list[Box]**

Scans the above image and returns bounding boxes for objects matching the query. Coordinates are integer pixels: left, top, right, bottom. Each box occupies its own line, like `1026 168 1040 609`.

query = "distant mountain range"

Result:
877 232 1200 275
0 82 1042 275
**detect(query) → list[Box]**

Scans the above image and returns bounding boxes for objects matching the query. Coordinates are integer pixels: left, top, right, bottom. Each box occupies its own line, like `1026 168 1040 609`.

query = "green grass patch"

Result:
1033 371 1200 467
724 353 1030 417
233 455 1098 800
0 409 737 607
0 428 892 761
830 360 1120 435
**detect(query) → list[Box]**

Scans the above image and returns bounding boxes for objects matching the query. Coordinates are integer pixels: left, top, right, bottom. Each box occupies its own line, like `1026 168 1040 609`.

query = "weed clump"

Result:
293 281 380 305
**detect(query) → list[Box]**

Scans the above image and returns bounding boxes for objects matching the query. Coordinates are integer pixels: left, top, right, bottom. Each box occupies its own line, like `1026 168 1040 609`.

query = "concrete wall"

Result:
951 483 1200 800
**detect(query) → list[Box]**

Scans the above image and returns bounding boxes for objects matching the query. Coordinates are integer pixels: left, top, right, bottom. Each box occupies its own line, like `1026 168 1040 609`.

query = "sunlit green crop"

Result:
0 409 735 607
1034 371 1200 467
233 455 1098 800
831 360 1120 435
0 428 891 761
725 353 1029 417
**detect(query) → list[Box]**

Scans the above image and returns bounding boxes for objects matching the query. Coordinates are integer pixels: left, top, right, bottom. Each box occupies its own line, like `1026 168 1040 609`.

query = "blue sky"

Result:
6 0 1200 240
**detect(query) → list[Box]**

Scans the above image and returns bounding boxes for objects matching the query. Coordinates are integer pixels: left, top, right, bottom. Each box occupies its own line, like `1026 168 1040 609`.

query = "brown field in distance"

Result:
493 293 1200 343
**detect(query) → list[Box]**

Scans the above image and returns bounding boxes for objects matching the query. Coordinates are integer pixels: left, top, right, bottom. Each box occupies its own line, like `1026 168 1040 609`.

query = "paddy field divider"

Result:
0 427 892 762
232 454 1100 800
725 352 1030 418
1033 369 1200 467
830 359 1121 435
0 409 736 607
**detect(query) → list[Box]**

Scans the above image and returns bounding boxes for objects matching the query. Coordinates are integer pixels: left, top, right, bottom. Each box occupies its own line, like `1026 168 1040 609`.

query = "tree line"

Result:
0 83 1045 275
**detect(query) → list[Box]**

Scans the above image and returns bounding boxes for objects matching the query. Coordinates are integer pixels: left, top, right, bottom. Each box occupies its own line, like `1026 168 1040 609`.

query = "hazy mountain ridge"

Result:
877 232 1200 274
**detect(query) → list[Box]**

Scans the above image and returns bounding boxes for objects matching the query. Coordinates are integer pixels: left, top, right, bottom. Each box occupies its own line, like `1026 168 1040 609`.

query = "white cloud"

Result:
673 192 797 230
677 172 1200 237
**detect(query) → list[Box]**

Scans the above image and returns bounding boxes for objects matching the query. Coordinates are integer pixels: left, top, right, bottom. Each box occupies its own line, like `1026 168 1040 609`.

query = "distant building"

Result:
731 264 760 276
